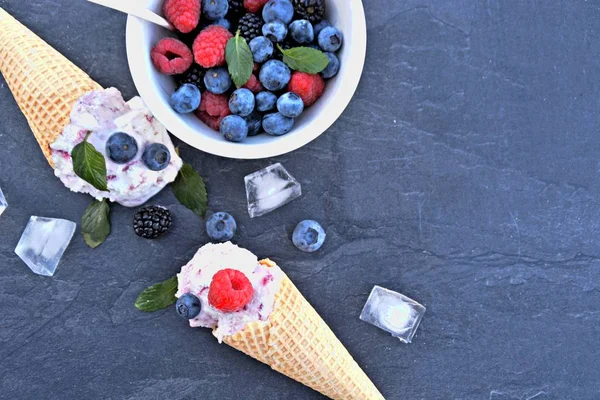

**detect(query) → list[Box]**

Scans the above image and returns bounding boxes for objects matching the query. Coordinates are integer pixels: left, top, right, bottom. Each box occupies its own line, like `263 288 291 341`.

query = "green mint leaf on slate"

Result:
81 198 111 249
172 163 208 218
135 276 178 312
72 132 109 192
279 46 329 74
226 30 253 88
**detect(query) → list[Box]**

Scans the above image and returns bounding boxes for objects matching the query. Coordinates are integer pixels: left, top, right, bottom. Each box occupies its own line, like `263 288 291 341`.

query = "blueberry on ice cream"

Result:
50 88 183 207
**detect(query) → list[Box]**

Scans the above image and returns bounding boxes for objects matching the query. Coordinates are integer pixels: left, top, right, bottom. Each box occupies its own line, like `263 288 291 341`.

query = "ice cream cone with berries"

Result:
0 7 182 207
174 243 385 400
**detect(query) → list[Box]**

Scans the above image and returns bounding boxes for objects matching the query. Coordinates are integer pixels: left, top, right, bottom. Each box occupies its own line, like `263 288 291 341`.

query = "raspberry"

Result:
208 269 254 312
151 38 194 75
244 0 269 13
193 25 233 68
243 74 263 93
253 62 260 73
288 71 325 106
163 0 201 33
196 91 231 130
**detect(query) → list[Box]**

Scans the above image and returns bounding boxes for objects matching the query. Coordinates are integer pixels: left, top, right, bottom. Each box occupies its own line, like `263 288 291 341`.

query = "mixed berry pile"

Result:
151 0 343 142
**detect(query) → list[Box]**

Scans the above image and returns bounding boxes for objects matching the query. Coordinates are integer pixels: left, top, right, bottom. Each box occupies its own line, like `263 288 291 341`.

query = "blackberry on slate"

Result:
177 64 206 91
292 0 325 23
238 13 263 41
133 206 172 239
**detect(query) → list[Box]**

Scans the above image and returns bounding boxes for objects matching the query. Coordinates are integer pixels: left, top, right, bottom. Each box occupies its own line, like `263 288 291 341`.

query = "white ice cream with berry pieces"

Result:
176 242 284 342
50 88 183 207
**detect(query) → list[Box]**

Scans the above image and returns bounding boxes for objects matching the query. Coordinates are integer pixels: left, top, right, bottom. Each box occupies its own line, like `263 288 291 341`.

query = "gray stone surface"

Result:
1 0 599 399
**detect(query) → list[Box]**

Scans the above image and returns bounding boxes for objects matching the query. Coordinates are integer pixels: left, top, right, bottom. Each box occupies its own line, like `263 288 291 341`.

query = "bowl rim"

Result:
125 0 367 159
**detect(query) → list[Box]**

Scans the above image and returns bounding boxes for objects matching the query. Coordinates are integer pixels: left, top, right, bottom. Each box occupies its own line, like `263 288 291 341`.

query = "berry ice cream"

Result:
175 242 284 342
50 88 183 207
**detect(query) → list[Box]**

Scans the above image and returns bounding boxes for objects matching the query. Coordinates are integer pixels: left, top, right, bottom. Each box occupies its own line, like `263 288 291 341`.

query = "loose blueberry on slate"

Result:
292 220 326 252
206 212 237 242
170 83 202 114
142 143 171 171
106 132 138 164
176 293 202 319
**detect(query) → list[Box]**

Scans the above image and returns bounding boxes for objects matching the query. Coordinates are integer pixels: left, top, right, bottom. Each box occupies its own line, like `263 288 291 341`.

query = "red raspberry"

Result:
150 38 193 75
208 269 254 312
243 74 263 93
195 92 231 130
244 0 269 13
193 25 233 68
253 63 260 73
163 0 201 33
288 72 326 106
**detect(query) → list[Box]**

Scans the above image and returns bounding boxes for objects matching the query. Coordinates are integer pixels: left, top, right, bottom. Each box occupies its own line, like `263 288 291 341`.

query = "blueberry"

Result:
313 20 331 36
176 293 201 319
229 88 256 117
292 220 326 252
262 112 295 135
106 132 138 164
318 26 343 52
244 111 263 136
170 84 201 114
249 36 274 63
262 21 288 43
289 19 314 44
320 52 340 79
277 92 304 117
262 0 294 24
142 143 171 171
259 60 291 91
220 115 248 142
256 91 278 112
213 18 232 30
204 67 232 94
206 212 237 242
202 0 229 20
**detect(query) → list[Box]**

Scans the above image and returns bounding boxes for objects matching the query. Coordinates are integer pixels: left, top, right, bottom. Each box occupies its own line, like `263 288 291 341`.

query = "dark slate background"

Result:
1 1 599 399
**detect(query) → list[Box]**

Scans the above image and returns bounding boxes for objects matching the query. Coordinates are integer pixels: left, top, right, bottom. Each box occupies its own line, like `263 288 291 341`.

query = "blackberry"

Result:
133 206 172 239
273 39 294 60
238 13 263 42
176 64 206 91
292 0 325 23
228 0 245 16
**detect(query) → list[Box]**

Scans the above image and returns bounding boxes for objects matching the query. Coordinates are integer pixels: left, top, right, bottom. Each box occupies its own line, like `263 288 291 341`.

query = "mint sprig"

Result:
279 45 329 74
135 276 178 312
81 198 111 248
172 162 208 217
72 132 109 192
226 30 254 88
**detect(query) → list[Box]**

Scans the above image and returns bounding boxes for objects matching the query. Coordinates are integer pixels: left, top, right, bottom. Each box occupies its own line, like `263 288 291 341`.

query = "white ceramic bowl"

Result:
126 0 366 159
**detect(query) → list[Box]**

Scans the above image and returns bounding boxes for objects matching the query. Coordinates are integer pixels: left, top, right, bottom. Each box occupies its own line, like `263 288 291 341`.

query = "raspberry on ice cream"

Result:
151 38 194 75
288 71 325 106
193 25 233 68
163 0 201 33
209 269 254 312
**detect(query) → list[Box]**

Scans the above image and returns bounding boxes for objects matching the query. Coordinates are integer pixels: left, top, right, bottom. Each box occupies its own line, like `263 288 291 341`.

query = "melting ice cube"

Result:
245 163 302 218
360 286 426 343
15 216 77 277
0 186 6 217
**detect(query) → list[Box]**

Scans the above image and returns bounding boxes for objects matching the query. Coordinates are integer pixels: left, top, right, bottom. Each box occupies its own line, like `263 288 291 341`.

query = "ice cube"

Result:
15 216 77 277
0 187 7 217
245 163 302 218
360 286 426 343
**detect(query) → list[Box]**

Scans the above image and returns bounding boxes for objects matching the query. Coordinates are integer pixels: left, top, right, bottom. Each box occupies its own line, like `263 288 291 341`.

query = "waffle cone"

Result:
0 7 101 167
221 260 385 400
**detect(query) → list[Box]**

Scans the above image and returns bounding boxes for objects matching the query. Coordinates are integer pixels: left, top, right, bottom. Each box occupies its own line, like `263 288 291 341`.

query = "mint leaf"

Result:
72 132 109 192
135 276 178 312
172 163 208 217
279 46 329 74
81 199 111 248
226 30 253 88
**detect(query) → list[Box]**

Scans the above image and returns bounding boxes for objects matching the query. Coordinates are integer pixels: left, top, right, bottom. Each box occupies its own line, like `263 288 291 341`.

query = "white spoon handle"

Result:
87 0 173 30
